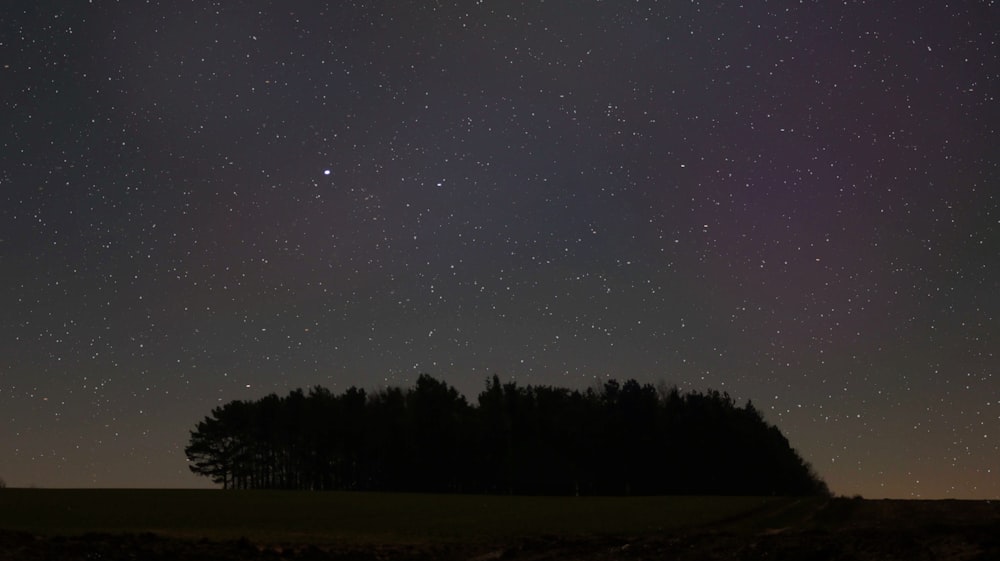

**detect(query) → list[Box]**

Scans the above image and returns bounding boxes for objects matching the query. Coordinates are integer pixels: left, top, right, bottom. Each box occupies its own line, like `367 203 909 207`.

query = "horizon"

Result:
2 372 994 500
0 485 995 502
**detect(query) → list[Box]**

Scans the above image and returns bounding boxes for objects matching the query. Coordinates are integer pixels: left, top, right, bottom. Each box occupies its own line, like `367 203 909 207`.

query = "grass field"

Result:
0 489 786 544
3 490 999 560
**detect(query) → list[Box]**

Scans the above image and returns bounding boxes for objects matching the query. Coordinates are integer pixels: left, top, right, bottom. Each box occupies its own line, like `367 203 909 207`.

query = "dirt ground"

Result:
1 499 998 561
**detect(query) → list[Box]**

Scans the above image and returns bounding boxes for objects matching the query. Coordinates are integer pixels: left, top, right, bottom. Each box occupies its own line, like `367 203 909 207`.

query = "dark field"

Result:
0 489 998 560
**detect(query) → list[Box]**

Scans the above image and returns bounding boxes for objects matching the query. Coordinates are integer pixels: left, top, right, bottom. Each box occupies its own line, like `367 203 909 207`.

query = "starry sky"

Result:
2 1 997 499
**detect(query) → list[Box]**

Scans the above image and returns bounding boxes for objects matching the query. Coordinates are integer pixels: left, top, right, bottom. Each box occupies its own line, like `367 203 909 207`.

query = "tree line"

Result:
185 374 829 496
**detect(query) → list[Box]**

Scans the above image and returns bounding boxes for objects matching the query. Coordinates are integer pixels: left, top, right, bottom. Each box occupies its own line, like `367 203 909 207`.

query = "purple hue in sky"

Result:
2 1 997 498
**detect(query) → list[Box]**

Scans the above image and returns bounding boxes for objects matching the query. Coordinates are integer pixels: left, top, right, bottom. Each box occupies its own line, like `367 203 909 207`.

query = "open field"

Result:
0 489 776 542
1 489 998 560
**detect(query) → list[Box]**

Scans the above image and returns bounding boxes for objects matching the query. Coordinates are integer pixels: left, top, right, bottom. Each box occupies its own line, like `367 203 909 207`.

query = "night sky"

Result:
2 1 997 499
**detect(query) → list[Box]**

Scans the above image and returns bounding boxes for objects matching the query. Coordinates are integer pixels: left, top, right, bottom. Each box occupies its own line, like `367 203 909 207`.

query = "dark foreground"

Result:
1 497 998 560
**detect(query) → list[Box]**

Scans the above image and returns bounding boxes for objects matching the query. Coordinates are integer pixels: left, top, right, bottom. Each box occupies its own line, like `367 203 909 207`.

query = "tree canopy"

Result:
185 374 829 496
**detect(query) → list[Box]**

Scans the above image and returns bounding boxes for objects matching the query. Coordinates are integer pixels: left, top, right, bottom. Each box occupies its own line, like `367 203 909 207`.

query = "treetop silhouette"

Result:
186 374 829 496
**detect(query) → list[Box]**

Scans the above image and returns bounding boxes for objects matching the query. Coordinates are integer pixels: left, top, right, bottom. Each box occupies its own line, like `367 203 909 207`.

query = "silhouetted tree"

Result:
364 385 408 490
405 374 471 491
185 374 830 496
186 402 242 489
